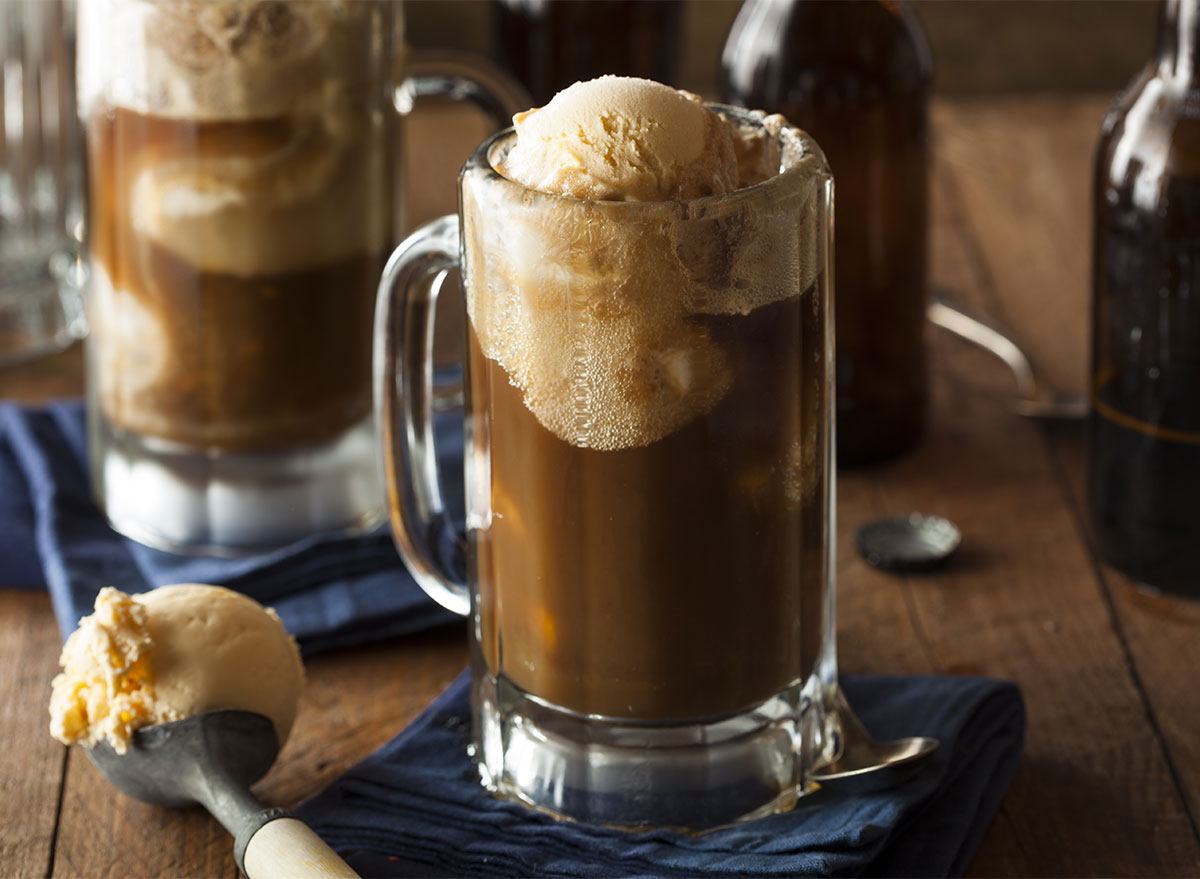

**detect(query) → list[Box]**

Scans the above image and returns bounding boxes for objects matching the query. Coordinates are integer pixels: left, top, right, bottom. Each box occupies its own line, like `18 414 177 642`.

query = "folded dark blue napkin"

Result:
297 671 1024 879
0 401 458 652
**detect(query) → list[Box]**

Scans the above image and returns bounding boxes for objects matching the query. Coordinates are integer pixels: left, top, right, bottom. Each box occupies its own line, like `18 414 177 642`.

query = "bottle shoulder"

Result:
721 0 932 106
1098 67 1200 196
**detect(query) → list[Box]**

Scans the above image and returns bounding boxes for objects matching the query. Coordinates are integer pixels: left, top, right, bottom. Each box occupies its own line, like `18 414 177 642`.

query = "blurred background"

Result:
405 0 1160 395
407 0 1156 98
402 0 1157 236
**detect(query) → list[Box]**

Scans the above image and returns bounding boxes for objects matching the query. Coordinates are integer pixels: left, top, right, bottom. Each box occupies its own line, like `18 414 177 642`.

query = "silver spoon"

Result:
928 292 1087 420
810 687 940 793
87 710 358 879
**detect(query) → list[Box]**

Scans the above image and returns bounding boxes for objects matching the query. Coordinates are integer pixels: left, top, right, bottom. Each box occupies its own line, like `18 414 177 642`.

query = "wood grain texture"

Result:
0 591 69 879
0 320 85 878
939 94 1200 852
933 95 1105 396
932 94 1200 875
257 627 468 809
0 345 84 405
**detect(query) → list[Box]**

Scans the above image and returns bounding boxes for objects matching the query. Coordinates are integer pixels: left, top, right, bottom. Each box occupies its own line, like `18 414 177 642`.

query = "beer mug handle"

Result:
397 50 531 131
379 53 524 617
374 216 470 616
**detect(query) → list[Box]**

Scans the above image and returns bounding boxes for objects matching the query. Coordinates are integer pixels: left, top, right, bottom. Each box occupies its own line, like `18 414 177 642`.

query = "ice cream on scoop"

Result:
49 584 305 755
497 75 740 201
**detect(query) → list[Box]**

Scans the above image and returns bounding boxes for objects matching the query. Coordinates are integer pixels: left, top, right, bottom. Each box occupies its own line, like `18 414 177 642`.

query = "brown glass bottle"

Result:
1090 0 1200 599
722 0 932 465
491 0 681 106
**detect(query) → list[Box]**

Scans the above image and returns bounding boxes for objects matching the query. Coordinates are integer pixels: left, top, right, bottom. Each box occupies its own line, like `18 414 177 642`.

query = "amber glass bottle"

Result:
491 0 682 106
1090 0 1200 598
722 0 932 465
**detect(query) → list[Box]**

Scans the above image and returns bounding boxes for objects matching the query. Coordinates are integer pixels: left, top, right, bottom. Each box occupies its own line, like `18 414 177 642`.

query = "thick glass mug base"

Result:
471 666 831 831
91 414 384 556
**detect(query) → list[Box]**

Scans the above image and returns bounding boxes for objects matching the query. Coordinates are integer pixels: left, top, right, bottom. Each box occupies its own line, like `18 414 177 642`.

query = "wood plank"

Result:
938 94 1200 841
0 345 84 404
1054 421 1200 823
0 590 70 878
924 95 1200 874
933 95 1106 396
1056 427 1200 829
51 626 467 878
255 626 468 809
1 294 87 879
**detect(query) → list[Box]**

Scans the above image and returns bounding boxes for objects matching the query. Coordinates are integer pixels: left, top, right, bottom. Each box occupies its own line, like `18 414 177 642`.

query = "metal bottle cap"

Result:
856 513 962 573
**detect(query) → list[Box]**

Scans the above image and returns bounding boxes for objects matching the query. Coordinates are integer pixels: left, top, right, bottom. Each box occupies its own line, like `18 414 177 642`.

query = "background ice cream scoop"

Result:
497 75 740 201
49 584 305 754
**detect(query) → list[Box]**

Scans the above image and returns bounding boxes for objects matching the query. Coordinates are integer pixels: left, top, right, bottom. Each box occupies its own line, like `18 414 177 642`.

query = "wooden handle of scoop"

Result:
241 816 360 879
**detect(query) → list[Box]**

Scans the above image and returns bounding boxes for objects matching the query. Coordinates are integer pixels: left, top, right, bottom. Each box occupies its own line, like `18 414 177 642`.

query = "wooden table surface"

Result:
3 94 1199 878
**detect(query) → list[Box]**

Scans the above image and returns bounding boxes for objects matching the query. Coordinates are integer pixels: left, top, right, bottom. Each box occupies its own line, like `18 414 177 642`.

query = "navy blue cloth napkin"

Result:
0 401 458 652
298 671 1024 879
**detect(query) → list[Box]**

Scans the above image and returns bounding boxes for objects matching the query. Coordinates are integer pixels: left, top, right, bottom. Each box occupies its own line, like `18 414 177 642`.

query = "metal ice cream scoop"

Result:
87 710 358 879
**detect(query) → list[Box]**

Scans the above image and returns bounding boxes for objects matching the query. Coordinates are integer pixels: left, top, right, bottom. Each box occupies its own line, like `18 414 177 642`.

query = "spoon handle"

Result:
239 812 360 878
927 291 1042 401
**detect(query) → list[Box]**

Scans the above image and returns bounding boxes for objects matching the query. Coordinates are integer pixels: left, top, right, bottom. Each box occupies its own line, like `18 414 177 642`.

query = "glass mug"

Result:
0 0 87 367
77 0 526 553
376 106 839 828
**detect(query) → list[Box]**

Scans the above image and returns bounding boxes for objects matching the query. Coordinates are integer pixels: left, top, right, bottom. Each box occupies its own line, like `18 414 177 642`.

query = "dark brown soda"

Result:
87 107 385 451
466 288 828 720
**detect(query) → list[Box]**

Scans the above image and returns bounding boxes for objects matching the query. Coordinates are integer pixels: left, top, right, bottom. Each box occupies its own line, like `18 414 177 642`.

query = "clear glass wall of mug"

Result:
78 0 523 553
376 107 838 829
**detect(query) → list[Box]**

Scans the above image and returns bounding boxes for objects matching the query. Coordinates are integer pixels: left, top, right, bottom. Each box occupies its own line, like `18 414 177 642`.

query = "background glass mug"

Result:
0 0 87 368
78 0 526 554
376 106 839 828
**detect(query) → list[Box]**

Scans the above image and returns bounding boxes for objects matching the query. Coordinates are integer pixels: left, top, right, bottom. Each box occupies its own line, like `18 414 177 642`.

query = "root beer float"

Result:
80 1 395 551
463 78 830 719
375 76 838 825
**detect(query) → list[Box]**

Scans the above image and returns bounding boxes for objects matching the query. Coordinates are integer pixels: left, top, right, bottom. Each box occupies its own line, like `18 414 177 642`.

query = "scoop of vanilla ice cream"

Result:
498 76 740 202
49 584 304 755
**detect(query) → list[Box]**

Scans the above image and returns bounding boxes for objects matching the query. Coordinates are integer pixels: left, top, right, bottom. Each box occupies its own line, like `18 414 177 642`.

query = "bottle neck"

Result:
1156 0 1200 82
